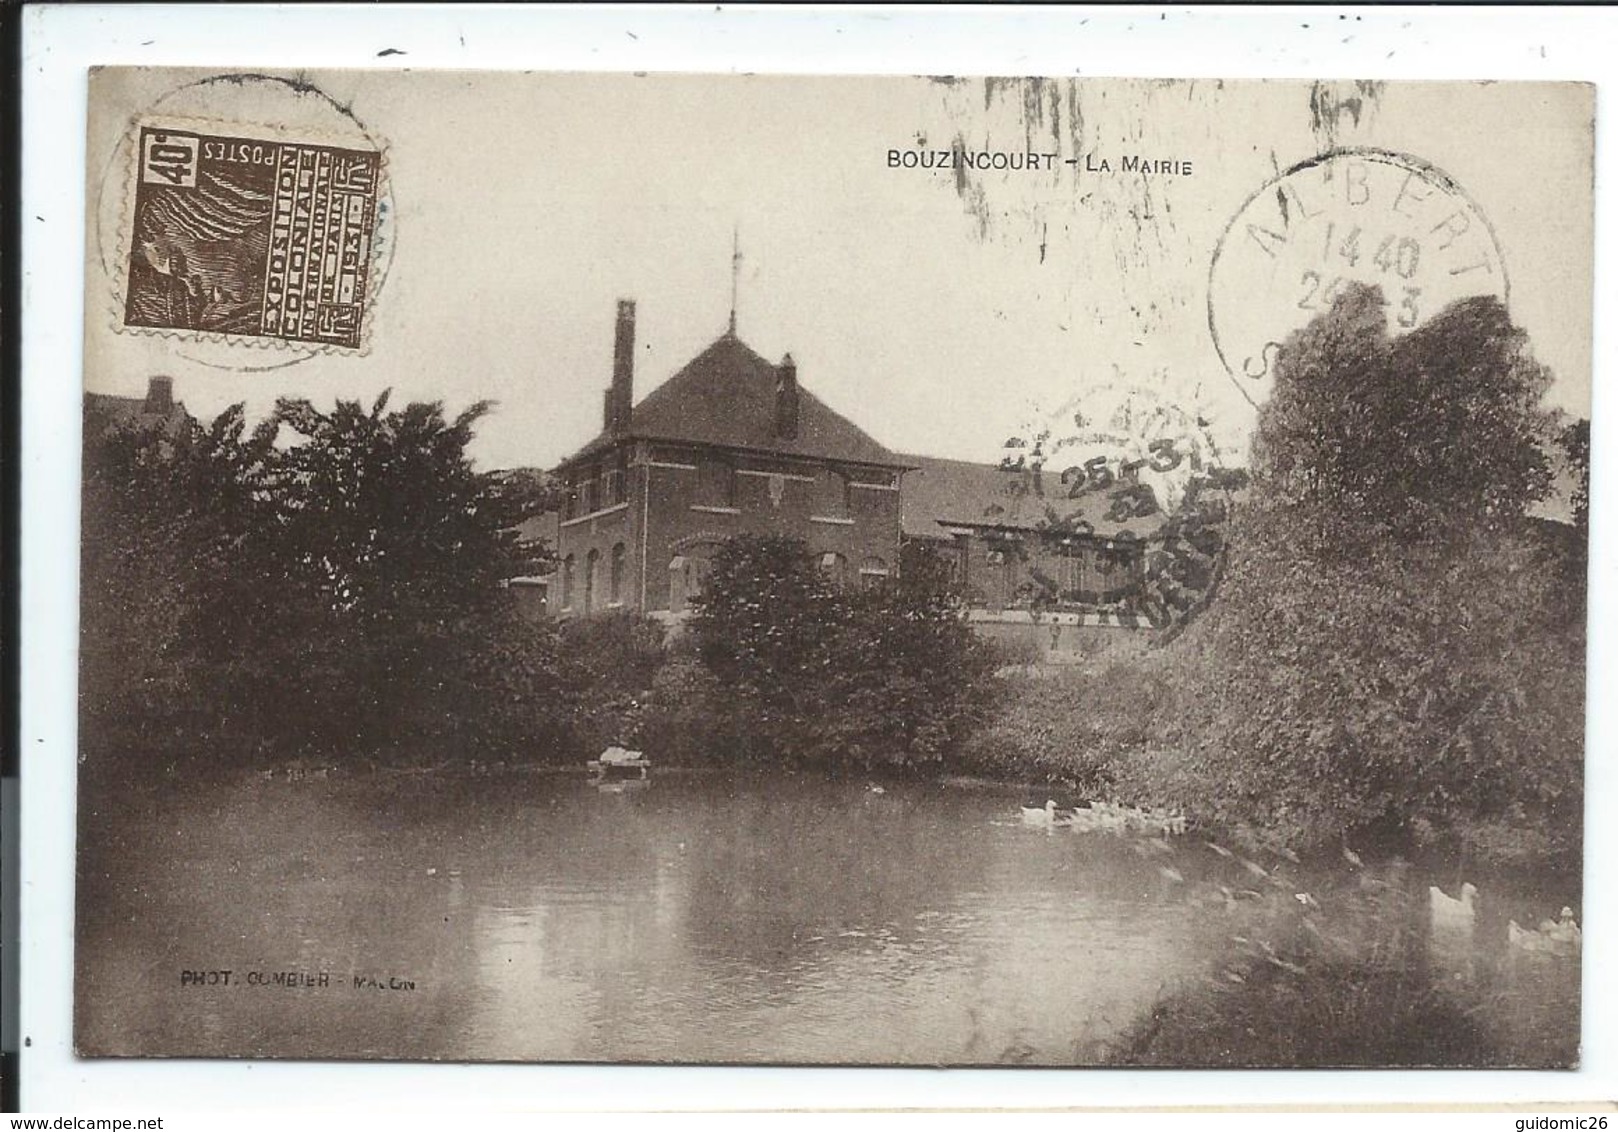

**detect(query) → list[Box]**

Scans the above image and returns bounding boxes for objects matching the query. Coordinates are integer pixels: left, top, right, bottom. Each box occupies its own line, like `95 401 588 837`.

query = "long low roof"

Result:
899 455 1174 542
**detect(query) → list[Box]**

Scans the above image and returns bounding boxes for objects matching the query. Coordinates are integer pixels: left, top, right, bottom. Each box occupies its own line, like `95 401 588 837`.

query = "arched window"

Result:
561 555 576 610
584 548 600 613
610 543 626 604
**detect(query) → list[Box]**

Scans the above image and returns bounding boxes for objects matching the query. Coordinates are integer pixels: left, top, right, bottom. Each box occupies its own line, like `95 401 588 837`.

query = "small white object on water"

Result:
1509 907 1580 955
1020 799 1059 827
1544 906 1581 945
1429 882 1479 927
867 784 886 795
1428 883 1480 980
1293 892 1319 908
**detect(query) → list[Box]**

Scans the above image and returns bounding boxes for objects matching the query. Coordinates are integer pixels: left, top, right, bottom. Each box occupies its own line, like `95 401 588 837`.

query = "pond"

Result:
74 768 1579 1065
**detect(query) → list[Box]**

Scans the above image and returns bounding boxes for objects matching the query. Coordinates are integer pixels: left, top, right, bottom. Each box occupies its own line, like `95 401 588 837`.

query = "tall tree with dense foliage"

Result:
80 403 278 751
1184 286 1583 857
81 391 566 762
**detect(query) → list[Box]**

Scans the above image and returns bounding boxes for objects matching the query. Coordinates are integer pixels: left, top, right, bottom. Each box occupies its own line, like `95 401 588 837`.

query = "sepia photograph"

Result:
70 66 1591 1069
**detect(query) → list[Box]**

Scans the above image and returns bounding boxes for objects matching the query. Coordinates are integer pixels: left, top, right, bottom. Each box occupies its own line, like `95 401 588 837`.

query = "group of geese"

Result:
1020 798 1188 837
1428 881 1582 957
1022 800 1581 960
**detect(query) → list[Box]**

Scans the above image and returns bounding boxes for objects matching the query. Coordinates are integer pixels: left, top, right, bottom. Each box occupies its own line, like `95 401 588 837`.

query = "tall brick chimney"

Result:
606 299 635 434
145 375 174 414
775 354 799 440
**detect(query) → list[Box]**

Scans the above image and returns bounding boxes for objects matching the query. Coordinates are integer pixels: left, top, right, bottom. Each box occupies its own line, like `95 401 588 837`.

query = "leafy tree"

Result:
811 541 998 768
691 535 845 758
1561 417 1590 534
80 391 569 763
1185 286 1583 856
1252 286 1554 552
80 403 278 752
690 535 995 770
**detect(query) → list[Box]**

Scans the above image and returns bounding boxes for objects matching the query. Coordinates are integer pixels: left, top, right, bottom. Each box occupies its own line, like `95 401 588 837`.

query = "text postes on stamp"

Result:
1208 148 1508 406
123 125 381 350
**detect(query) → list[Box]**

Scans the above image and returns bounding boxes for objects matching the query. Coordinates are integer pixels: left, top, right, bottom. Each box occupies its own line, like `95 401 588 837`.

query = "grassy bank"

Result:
953 631 1582 874
1101 858 1579 1068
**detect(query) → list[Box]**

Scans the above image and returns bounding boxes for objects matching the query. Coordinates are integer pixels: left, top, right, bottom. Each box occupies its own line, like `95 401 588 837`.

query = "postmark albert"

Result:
122 123 382 350
1209 148 1508 406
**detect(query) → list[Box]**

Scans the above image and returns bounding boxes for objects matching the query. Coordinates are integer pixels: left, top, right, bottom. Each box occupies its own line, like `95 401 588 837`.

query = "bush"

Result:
638 655 744 767
556 612 667 755
955 650 1196 799
1107 861 1576 1068
691 536 998 771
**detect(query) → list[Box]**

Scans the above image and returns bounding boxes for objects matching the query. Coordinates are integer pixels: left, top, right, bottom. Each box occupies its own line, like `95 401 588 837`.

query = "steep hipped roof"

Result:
561 331 907 470
84 388 191 436
900 455 1172 542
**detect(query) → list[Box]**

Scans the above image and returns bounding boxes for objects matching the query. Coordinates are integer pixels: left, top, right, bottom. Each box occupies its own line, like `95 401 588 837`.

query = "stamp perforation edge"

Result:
104 111 394 359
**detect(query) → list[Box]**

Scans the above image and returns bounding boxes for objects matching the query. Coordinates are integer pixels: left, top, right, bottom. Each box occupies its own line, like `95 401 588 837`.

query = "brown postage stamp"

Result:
121 122 381 349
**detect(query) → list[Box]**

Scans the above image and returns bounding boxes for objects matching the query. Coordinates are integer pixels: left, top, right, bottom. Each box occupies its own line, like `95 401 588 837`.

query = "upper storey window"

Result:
604 450 628 508
697 457 737 509
814 468 851 519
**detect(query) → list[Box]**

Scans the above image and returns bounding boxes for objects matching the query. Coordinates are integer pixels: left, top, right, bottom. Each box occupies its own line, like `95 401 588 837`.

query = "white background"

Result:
19 2 1618 1114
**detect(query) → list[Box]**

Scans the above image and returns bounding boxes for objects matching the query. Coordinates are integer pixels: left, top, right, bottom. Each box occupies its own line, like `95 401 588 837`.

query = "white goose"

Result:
1508 907 1581 955
1428 882 1480 980
1020 799 1060 828
1429 882 1479 927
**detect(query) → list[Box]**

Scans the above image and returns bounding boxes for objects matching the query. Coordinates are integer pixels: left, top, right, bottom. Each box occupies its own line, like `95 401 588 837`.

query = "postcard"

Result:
75 67 1592 1066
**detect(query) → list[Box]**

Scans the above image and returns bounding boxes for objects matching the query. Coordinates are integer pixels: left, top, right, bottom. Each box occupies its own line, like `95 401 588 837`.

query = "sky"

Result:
85 69 1594 473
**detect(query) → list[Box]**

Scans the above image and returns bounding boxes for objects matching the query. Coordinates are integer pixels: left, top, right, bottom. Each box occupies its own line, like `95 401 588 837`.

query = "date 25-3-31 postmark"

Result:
121 123 382 350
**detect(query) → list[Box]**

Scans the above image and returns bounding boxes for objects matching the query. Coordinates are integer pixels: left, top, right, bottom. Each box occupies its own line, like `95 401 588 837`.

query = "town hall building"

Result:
544 300 1161 640
549 301 908 618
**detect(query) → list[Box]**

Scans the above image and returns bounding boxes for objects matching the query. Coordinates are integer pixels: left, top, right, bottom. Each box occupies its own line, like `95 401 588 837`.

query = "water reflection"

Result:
74 770 1576 1065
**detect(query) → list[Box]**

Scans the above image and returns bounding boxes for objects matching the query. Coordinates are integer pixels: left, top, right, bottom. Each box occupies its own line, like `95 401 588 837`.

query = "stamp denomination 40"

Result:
123 124 382 350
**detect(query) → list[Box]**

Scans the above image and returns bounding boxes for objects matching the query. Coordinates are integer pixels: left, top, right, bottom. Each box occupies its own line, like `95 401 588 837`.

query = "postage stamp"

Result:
120 121 382 349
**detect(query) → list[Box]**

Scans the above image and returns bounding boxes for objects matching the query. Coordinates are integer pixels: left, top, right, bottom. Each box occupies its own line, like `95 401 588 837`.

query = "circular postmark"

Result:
95 73 396 372
1209 148 1508 406
999 379 1239 637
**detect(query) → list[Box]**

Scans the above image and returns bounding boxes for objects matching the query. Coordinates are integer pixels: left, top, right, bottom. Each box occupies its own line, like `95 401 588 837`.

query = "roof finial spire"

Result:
729 224 741 335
